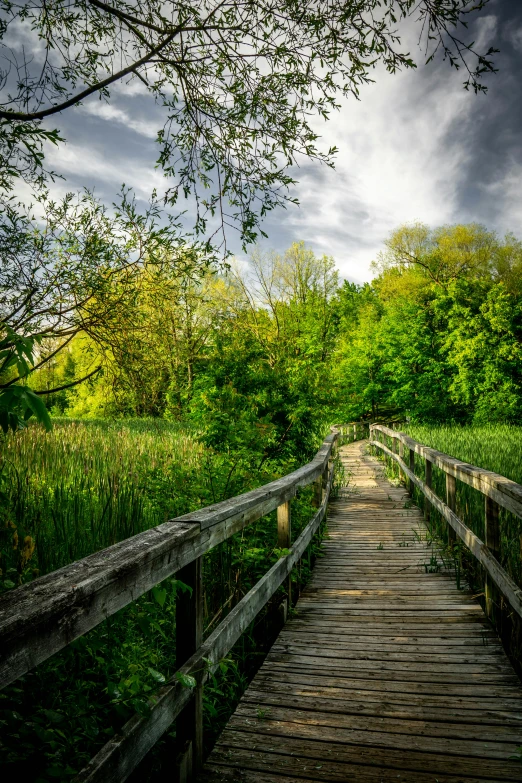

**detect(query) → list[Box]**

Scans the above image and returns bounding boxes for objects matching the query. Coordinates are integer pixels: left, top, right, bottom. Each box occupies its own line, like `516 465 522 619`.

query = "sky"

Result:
22 0 522 284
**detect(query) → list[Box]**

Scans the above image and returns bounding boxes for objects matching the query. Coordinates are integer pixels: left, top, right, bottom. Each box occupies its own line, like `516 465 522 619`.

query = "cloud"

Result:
260 58 477 282
45 137 165 202
78 100 159 140
255 3 522 283
9 0 522 283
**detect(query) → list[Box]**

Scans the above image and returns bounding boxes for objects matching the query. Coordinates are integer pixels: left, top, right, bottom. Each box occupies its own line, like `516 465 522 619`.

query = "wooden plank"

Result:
203 439 522 783
209 732 522 781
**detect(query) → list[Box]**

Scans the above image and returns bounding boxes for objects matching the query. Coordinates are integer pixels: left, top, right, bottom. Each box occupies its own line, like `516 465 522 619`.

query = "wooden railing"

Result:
369 424 522 625
0 423 368 783
335 420 370 442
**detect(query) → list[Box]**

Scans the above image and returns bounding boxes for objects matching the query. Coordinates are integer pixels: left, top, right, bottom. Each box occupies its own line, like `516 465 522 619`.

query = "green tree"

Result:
0 188 203 428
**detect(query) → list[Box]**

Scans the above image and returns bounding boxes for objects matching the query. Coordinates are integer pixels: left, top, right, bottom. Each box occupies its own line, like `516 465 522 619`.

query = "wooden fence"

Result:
0 423 368 783
369 424 522 628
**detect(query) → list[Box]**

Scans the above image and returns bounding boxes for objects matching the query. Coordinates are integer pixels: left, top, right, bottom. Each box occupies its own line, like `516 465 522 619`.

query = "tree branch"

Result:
33 366 101 395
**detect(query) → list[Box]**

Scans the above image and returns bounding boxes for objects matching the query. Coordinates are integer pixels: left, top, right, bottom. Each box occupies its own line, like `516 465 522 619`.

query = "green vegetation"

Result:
406 424 522 484
0 419 204 583
0 1 510 778
3 219 522 779
334 223 522 423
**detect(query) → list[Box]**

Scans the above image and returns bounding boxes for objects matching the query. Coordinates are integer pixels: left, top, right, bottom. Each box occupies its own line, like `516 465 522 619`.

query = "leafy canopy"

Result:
0 0 497 248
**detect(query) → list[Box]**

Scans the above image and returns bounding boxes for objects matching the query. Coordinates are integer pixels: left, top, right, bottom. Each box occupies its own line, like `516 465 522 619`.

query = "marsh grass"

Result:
0 419 205 584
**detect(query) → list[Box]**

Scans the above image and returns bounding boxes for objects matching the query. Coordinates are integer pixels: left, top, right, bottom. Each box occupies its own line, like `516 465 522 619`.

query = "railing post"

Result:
313 472 323 508
353 423 357 442
408 447 415 496
425 458 432 529
277 500 292 607
175 557 203 783
485 496 500 620
445 473 457 547
398 439 405 485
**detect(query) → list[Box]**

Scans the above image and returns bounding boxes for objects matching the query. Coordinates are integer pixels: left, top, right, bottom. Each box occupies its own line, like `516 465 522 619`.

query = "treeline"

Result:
28 223 522 444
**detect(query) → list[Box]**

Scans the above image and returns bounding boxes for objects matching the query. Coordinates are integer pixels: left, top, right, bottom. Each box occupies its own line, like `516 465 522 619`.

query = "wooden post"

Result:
425 458 432 528
398 440 405 485
312 473 322 508
353 423 357 442
445 473 457 547
408 448 415 496
175 557 203 782
277 500 291 607
485 496 500 620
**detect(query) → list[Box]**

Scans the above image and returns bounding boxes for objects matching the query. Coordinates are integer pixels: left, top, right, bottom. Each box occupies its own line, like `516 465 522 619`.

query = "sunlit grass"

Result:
1 419 205 581
405 423 522 484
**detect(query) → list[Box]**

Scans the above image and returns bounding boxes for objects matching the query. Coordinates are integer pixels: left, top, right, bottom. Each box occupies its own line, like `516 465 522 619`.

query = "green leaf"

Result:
175 672 197 689
148 668 166 684
152 586 167 608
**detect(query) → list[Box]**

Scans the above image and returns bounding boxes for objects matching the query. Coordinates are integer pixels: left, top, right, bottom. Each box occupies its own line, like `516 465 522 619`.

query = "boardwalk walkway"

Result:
201 440 522 783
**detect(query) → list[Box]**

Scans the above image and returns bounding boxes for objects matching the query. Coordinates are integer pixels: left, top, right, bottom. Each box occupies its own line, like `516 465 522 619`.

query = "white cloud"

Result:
277 61 477 282
79 100 159 140
45 140 165 201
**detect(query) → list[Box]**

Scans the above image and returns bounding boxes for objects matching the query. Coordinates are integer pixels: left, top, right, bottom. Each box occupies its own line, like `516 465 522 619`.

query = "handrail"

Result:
369 424 522 623
75 464 337 783
0 433 336 691
371 424 522 517
0 422 369 783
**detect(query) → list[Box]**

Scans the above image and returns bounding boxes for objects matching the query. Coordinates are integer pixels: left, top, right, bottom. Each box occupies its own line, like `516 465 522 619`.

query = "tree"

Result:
0 0 497 248
0 187 205 428
343 223 522 424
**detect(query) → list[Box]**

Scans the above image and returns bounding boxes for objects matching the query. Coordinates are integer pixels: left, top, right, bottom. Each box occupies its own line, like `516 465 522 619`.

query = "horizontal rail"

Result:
372 424 522 518
74 462 335 783
0 432 339 690
369 435 522 621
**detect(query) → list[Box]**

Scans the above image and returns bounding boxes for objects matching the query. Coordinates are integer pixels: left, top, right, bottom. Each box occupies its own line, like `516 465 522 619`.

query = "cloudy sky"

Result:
27 0 522 283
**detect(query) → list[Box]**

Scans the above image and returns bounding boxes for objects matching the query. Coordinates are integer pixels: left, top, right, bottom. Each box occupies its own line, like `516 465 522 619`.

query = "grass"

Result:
405 424 522 484
0 418 205 585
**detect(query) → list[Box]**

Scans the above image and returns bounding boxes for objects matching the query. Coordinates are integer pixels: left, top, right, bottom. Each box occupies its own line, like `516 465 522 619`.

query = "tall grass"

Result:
406 424 522 484
1 419 205 583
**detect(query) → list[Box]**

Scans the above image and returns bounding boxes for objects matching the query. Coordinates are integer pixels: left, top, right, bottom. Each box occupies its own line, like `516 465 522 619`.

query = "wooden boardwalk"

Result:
201 440 522 783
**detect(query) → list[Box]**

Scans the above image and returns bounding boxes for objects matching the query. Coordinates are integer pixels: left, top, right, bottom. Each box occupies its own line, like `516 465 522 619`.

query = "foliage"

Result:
334 223 522 424
0 1 497 247
0 187 211 428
